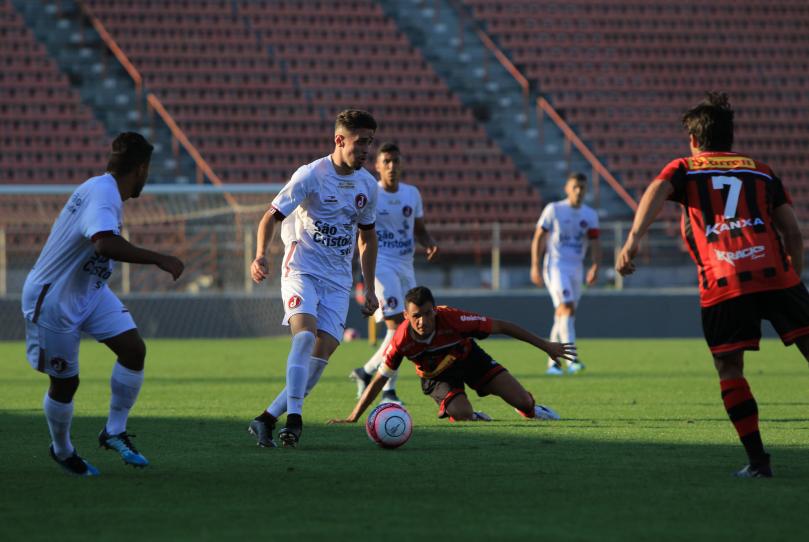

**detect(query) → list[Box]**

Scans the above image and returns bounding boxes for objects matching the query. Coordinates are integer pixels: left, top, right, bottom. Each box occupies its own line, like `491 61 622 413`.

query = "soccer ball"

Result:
365 403 412 449
342 327 359 342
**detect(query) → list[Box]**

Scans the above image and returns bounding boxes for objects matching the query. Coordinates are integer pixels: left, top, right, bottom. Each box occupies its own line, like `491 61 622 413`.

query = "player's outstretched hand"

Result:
157 255 184 281
530 266 544 288
545 341 576 363
361 289 379 317
251 256 269 283
425 244 439 261
327 417 357 424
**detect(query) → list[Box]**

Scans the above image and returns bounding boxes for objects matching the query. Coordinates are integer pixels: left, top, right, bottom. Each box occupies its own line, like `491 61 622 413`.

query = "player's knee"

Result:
49 375 79 402
447 401 474 421
119 338 146 371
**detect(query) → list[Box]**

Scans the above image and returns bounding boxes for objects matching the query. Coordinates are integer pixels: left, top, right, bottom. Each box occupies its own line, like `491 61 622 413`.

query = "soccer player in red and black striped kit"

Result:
616 92 809 478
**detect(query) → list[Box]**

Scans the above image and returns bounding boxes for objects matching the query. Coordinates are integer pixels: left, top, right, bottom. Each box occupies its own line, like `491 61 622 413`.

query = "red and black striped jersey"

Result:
657 151 800 307
381 306 493 378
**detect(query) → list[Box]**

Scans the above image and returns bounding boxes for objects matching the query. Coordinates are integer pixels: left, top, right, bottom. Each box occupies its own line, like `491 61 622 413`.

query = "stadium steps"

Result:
378 0 631 218
8 0 195 184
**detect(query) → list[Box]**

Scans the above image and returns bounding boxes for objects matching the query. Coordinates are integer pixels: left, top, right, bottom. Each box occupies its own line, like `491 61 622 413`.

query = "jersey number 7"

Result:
711 176 742 218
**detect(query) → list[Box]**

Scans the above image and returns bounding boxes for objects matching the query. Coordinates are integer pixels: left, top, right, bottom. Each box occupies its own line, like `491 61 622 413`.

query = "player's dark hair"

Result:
682 92 734 151
567 172 587 183
335 109 377 133
405 286 435 307
377 142 400 155
106 132 154 176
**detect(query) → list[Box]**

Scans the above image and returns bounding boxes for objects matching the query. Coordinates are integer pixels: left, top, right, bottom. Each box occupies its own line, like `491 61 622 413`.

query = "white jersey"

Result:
538 200 600 269
273 156 378 292
375 182 423 270
22 173 123 331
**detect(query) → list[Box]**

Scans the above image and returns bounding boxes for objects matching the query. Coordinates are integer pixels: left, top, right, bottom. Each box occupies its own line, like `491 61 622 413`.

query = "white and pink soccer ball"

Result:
365 403 412 449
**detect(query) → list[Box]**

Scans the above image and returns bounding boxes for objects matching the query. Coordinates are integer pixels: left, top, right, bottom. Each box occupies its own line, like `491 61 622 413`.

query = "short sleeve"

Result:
656 158 688 204
587 208 600 239
537 203 554 231
413 187 424 219
271 166 315 217
358 181 378 227
81 190 121 240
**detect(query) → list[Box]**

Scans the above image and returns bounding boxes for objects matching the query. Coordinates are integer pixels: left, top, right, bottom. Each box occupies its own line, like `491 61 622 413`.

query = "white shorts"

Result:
25 288 136 378
281 273 350 343
543 265 583 308
374 264 417 322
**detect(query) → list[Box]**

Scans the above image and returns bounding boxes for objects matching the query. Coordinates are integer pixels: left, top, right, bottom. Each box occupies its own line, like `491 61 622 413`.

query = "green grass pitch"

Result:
1 337 807 541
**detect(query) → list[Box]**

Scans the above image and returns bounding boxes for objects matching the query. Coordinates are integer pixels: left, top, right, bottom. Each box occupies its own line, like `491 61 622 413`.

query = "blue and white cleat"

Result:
99 429 149 467
567 360 586 374
516 404 561 421
50 445 100 476
546 364 564 376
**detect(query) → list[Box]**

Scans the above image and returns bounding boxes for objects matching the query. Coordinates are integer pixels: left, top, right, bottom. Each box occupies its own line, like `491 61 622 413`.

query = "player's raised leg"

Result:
98 328 150 467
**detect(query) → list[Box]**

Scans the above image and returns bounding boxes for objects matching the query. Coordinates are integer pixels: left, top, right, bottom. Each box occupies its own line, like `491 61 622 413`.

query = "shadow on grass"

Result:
1 412 807 542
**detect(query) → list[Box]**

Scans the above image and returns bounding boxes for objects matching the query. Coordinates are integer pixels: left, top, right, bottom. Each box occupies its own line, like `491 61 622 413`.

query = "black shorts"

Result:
420 341 507 418
701 283 809 356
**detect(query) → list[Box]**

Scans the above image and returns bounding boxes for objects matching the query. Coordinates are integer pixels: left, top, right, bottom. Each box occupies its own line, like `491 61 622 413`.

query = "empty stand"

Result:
0 0 107 184
465 0 809 213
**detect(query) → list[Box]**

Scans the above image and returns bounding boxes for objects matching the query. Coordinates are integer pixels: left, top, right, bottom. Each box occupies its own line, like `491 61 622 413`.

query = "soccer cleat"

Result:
349 367 372 398
49 445 100 477
98 429 149 467
567 360 586 374
278 413 302 448
734 456 773 478
248 418 277 448
380 390 404 406
546 364 564 376
516 404 561 421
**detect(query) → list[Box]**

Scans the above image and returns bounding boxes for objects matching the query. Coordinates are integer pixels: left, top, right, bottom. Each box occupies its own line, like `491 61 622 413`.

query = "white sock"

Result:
44 392 74 459
285 331 315 416
559 315 576 366
106 362 144 435
362 328 396 374
548 316 561 368
267 356 328 418
383 369 398 392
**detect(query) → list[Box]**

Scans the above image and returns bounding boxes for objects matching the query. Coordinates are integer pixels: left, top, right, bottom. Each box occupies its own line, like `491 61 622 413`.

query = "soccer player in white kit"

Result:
348 142 438 405
248 110 380 448
530 173 601 375
21 133 184 476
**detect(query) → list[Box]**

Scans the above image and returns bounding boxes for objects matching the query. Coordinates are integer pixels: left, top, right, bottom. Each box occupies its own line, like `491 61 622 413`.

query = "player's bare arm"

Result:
530 227 548 287
358 226 379 316
329 372 389 424
772 204 804 277
414 217 439 261
252 208 284 283
490 319 576 362
94 235 184 280
587 237 602 285
616 178 673 276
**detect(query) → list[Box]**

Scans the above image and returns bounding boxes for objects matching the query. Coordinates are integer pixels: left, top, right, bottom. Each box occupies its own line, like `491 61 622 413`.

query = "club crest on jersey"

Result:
402 205 413 217
715 245 765 266
355 193 368 209
705 217 764 237
50 357 68 373
288 295 302 309
387 296 398 309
